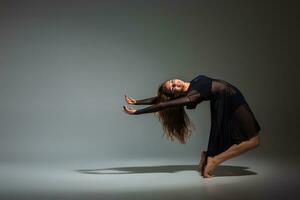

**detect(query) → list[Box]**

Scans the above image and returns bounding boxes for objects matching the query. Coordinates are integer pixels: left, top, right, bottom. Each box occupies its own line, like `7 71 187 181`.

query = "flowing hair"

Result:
153 80 195 144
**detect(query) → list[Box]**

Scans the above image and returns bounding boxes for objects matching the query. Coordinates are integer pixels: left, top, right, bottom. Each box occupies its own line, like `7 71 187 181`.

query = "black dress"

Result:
133 74 261 157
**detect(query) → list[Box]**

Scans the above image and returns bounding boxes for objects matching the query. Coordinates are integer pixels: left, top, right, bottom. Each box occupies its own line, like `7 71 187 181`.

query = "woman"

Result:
123 74 261 178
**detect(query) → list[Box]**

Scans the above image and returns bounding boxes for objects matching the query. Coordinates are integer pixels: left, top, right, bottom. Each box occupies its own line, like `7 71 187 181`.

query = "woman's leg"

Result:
203 134 260 178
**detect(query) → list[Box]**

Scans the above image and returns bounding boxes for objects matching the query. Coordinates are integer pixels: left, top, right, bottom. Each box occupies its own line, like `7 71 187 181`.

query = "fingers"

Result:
123 106 130 114
122 105 136 115
124 95 136 104
123 105 130 112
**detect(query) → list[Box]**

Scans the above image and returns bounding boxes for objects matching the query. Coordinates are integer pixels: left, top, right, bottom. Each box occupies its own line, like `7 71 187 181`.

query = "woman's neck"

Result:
183 82 190 92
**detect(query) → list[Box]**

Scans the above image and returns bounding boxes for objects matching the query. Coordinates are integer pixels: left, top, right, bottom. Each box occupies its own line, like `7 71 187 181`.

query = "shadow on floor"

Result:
74 165 257 177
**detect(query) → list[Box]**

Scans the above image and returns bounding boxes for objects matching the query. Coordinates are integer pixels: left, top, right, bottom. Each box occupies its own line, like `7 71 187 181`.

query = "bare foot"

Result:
203 156 219 178
198 151 207 175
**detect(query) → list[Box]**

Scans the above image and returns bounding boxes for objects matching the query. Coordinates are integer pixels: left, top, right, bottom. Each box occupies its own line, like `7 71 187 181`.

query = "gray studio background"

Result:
0 0 298 163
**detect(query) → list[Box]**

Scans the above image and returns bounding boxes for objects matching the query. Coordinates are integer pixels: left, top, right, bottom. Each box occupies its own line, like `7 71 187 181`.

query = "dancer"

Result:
123 74 261 178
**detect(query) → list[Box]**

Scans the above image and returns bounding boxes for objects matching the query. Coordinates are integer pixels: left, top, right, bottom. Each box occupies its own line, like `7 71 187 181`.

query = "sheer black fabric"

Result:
135 96 158 105
133 75 261 157
134 91 202 114
207 78 261 157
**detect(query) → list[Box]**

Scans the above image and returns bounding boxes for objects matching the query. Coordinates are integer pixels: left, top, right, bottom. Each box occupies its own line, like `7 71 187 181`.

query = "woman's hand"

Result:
124 95 137 105
123 105 136 115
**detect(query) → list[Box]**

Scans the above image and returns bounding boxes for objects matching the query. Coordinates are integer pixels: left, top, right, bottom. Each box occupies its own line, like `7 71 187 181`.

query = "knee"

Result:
250 134 260 148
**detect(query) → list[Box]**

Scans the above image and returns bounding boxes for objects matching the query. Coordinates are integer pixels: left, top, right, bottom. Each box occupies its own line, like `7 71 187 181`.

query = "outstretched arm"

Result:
125 95 158 105
135 96 158 105
133 92 201 115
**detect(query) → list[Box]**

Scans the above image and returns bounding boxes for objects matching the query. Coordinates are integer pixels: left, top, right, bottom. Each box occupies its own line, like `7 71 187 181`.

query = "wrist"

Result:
133 110 139 115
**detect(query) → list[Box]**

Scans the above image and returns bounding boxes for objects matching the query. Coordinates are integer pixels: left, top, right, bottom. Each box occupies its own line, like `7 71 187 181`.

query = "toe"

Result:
203 173 213 178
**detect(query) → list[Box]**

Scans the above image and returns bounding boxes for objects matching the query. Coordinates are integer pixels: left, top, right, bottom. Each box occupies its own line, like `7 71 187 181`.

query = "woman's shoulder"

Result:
190 74 212 83
188 74 212 95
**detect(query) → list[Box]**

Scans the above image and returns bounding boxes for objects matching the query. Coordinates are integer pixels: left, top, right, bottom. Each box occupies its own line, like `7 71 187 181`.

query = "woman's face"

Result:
164 79 185 96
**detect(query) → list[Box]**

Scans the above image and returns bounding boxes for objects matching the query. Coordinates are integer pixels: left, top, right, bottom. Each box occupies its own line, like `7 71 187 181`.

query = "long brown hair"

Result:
153 80 195 144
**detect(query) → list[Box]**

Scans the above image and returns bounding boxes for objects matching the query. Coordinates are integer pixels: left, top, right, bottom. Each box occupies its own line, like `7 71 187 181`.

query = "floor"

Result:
0 156 299 200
